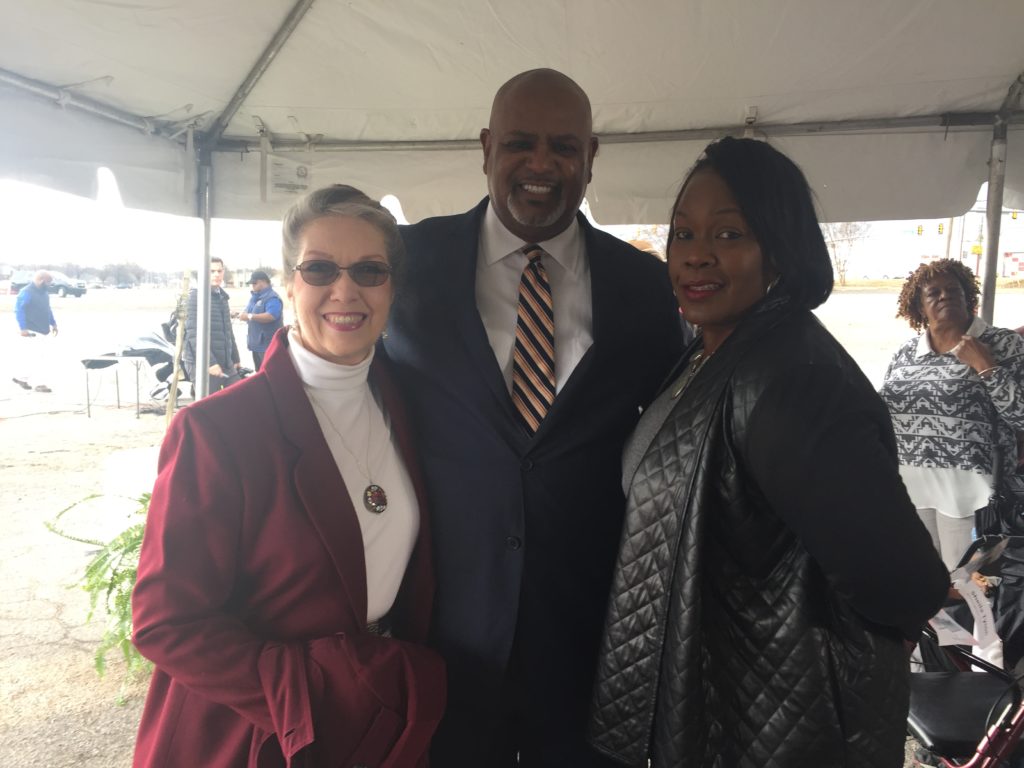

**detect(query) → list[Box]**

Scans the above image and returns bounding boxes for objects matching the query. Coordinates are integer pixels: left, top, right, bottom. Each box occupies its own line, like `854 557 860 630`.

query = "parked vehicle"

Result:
8 269 87 297
50 272 87 297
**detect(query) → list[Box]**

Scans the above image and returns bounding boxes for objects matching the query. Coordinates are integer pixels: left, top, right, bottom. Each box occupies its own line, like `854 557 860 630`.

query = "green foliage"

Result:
47 493 152 683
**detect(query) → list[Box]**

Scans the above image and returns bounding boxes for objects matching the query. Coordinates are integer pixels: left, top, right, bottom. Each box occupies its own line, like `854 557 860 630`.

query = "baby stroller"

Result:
908 535 1024 766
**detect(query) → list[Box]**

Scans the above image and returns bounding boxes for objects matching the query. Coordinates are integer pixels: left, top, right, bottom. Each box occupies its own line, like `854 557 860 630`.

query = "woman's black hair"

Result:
668 136 833 310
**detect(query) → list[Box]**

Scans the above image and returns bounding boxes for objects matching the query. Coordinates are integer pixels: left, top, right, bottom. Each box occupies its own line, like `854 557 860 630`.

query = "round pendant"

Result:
364 484 388 514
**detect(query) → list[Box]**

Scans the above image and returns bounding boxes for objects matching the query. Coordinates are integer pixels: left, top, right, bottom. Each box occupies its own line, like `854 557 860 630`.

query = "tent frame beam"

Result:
4 61 1021 155
203 0 316 147
213 110 1024 154
0 66 166 136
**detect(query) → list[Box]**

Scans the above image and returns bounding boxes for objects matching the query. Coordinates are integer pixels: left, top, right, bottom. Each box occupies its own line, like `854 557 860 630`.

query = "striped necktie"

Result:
512 244 555 434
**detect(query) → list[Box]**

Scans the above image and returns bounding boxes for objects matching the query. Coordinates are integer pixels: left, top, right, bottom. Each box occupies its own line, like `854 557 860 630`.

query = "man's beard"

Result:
506 192 566 231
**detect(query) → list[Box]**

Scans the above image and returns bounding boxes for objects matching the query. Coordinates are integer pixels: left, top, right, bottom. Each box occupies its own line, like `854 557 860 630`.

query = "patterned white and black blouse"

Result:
879 317 1024 517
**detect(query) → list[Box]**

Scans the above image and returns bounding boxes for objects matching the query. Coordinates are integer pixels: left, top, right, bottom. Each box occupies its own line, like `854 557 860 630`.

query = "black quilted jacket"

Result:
590 299 948 767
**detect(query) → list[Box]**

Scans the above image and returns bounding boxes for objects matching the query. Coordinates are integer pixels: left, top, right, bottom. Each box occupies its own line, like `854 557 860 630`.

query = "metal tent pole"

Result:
188 0 314 398
981 72 1024 323
195 147 213 399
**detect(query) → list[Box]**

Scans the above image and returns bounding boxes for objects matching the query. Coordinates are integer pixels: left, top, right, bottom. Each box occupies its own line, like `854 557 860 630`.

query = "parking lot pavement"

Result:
0 405 165 767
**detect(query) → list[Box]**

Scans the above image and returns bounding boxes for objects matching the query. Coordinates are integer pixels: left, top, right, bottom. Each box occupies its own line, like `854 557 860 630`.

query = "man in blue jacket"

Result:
13 270 58 393
237 270 283 370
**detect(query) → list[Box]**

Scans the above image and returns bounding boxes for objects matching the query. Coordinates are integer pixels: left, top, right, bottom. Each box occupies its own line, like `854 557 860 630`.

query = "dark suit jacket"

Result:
132 329 445 768
384 199 684 764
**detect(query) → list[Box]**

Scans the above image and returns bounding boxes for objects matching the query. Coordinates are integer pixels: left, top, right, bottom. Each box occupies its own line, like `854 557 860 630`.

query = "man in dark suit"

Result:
385 68 685 766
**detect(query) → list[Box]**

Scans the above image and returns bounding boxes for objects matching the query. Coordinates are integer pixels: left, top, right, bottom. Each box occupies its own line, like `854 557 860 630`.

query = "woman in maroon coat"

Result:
132 185 445 767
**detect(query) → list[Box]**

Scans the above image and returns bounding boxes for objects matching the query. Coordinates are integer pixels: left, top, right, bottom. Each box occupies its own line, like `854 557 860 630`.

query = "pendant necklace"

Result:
312 389 389 514
671 350 712 399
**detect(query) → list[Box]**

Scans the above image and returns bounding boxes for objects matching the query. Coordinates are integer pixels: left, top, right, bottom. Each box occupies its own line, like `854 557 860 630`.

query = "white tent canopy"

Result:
2 0 1023 225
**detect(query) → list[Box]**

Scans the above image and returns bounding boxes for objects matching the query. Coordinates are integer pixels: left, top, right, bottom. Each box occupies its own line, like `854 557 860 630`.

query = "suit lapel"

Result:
529 216 611 442
447 202 525 437
262 331 368 628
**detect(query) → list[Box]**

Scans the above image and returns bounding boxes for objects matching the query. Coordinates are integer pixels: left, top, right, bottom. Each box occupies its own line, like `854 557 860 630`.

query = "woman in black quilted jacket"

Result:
589 137 949 767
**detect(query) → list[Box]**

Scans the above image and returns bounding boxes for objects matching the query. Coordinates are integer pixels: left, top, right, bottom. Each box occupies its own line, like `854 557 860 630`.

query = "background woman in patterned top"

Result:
879 259 1024 569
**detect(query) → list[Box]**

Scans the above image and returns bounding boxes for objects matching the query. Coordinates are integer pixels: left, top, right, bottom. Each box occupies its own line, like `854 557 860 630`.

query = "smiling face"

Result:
668 169 772 354
920 273 970 331
287 215 393 366
481 71 598 243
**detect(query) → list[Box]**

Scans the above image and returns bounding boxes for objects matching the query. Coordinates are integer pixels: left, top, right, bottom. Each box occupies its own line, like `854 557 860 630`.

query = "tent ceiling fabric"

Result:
2 0 1023 223
1 88 191 215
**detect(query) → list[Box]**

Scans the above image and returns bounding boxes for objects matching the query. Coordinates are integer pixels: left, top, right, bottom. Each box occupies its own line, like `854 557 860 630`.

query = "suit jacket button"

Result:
506 536 522 550
521 458 534 471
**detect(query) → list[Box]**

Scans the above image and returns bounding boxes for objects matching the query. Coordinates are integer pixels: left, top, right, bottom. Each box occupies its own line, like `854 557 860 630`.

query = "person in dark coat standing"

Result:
385 68 685 767
590 137 949 767
13 269 58 393
183 256 241 392
237 269 284 370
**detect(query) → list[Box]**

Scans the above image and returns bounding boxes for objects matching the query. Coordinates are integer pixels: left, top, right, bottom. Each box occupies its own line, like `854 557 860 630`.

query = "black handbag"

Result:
976 440 1024 537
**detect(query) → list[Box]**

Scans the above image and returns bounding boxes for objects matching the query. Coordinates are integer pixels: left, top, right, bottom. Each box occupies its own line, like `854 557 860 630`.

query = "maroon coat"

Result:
132 330 445 767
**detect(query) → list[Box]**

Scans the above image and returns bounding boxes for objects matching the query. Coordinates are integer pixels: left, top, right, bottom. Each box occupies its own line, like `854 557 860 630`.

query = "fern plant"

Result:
46 493 152 682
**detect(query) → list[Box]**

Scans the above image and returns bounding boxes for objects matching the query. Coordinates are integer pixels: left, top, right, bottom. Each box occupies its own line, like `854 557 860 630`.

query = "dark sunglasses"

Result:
293 259 392 287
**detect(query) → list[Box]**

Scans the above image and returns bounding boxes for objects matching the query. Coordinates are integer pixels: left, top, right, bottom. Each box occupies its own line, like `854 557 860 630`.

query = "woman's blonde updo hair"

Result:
281 184 405 291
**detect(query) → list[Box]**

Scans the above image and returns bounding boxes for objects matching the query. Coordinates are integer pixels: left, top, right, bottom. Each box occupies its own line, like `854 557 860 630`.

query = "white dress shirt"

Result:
475 203 593 393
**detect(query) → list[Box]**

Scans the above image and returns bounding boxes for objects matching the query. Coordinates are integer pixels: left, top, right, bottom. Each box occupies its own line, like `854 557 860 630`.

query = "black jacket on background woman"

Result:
590 297 948 767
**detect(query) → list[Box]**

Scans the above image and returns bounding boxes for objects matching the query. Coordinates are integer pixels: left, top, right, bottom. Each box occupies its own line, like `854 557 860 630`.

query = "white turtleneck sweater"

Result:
287 330 419 623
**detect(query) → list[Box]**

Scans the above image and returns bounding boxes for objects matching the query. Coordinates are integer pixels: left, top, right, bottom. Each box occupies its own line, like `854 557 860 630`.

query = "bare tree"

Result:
100 262 146 286
822 221 870 286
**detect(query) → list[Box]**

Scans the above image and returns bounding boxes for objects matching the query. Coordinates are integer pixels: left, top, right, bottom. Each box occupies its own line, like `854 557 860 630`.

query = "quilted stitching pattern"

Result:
591 307 911 768
591 361 725 765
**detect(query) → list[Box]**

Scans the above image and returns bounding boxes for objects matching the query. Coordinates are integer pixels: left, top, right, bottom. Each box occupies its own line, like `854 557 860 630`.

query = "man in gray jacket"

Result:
183 257 241 393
